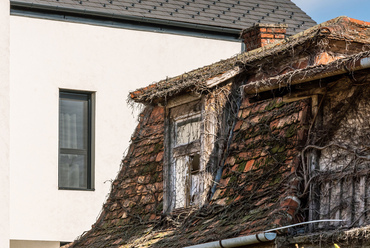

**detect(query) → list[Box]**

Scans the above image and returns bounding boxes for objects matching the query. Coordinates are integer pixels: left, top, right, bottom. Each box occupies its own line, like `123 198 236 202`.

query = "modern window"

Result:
59 91 94 190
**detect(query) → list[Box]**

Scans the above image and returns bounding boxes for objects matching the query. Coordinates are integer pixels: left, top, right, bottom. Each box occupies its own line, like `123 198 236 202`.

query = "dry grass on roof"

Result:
130 17 352 103
129 57 240 104
129 31 317 104
129 16 370 105
244 50 370 95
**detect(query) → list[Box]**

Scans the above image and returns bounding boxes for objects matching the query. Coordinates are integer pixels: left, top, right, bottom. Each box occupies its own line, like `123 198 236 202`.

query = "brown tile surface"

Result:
68 96 310 248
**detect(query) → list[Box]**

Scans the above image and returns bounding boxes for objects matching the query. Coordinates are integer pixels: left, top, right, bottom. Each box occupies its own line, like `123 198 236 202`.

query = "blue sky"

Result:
292 0 370 24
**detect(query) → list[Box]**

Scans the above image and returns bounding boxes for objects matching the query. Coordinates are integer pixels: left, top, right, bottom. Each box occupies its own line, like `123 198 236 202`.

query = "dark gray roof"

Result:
11 0 316 35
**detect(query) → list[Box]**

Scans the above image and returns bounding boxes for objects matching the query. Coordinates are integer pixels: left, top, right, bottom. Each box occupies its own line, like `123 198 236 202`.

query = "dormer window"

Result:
163 92 231 213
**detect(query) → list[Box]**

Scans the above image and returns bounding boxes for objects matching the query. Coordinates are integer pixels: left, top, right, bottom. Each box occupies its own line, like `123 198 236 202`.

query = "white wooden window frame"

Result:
171 112 203 209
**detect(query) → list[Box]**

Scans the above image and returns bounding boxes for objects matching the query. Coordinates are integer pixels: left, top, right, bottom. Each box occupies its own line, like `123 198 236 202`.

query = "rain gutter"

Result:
10 1 241 36
184 220 344 248
244 55 370 95
183 232 277 248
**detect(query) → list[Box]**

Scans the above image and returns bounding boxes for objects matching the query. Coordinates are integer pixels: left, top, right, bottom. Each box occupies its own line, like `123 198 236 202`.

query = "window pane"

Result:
176 119 200 145
60 98 88 150
59 153 87 189
175 156 188 208
191 173 200 205
174 155 200 208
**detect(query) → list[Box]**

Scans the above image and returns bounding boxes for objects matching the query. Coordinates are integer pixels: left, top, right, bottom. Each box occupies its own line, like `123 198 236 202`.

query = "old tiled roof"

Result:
70 105 166 247
67 16 370 248
69 96 309 248
129 16 370 104
11 0 315 35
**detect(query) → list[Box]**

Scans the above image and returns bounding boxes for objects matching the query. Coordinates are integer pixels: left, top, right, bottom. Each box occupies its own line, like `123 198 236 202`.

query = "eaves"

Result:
10 1 241 42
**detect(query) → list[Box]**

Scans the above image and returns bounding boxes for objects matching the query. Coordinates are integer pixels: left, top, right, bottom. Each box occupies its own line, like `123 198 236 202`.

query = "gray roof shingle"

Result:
11 0 316 35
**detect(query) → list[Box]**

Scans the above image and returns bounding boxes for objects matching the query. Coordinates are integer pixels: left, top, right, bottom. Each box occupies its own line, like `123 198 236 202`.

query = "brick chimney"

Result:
241 24 288 52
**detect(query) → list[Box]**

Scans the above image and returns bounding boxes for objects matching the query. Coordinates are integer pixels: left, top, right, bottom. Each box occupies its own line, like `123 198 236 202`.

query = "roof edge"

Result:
10 0 241 35
243 51 370 95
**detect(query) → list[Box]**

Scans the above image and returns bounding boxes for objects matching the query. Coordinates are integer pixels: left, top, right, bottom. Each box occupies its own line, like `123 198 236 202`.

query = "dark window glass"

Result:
59 91 93 190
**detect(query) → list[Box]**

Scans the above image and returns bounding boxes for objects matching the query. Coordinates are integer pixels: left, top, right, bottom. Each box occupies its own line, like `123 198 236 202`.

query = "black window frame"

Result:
58 90 94 191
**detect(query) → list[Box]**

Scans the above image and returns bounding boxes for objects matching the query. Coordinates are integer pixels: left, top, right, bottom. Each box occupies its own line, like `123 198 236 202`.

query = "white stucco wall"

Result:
9 16 241 243
0 0 10 248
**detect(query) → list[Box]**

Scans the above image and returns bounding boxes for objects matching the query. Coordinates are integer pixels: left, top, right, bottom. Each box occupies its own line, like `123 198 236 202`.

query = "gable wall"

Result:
307 76 370 231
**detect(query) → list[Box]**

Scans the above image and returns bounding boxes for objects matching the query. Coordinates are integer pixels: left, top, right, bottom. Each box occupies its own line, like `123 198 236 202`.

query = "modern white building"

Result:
0 1 315 247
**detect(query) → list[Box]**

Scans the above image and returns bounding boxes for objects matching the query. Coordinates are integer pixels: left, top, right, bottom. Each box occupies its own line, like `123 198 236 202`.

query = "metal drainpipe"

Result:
359 56 370 68
302 55 370 83
183 232 277 248
184 220 344 248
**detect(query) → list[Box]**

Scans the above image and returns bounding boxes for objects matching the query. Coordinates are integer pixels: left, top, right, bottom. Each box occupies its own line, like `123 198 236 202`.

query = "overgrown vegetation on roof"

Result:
130 17 370 104
68 16 370 248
